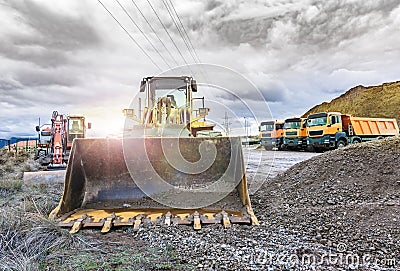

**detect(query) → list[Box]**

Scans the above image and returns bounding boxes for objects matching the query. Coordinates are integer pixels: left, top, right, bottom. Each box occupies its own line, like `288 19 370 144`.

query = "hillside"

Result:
303 81 400 124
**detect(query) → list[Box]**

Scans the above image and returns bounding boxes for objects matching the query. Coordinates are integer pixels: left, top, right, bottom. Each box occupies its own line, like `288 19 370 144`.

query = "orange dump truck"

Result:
259 121 284 150
307 112 399 151
282 117 307 150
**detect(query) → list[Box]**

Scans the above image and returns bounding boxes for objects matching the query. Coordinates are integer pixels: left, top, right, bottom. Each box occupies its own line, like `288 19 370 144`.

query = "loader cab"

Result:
124 76 214 137
141 76 197 126
67 116 85 145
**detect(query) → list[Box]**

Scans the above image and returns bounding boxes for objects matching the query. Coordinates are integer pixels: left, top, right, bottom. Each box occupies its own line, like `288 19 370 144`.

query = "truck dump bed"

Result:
342 115 399 136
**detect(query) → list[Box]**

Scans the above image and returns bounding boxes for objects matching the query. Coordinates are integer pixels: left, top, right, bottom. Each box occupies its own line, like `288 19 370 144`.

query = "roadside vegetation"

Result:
0 149 187 271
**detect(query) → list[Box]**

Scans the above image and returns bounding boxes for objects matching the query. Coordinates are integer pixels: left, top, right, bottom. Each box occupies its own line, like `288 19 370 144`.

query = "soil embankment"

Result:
303 81 400 126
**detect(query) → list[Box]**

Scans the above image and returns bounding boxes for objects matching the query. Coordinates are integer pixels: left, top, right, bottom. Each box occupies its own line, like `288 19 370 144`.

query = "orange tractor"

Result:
35 111 90 169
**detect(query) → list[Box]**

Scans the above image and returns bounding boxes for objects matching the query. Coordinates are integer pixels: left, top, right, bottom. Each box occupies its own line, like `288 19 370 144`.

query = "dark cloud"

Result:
0 0 101 67
15 69 78 88
291 0 400 48
0 79 21 91
202 0 400 50
205 0 223 11
0 39 69 68
215 17 276 47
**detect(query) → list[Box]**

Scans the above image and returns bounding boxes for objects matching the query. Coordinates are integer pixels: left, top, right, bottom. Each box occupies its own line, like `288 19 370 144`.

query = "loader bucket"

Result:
50 137 258 233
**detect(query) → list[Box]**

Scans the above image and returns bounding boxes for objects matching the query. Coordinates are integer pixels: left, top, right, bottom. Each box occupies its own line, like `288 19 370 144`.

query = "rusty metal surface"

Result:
50 137 257 232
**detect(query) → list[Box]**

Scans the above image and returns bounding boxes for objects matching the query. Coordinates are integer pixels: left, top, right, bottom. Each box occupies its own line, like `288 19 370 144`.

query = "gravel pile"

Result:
256 137 399 255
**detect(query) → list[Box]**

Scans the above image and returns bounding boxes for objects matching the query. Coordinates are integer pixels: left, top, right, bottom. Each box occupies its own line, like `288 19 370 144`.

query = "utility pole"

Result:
222 112 231 136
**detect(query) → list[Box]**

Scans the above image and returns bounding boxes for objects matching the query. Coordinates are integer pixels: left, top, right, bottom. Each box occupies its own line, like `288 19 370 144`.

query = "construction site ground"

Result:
0 137 399 270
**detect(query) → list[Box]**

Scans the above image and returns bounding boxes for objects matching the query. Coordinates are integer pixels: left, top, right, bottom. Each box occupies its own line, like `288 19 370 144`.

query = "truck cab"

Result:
282 117 307 150
306 112 347 151
259 121 284 150
35 124 52 159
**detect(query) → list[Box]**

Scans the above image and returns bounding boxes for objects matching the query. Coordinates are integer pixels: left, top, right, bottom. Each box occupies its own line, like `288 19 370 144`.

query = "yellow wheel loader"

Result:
50 76 258 233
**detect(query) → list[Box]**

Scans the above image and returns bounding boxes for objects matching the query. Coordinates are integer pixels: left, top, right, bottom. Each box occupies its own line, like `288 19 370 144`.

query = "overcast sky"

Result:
1 0 400 138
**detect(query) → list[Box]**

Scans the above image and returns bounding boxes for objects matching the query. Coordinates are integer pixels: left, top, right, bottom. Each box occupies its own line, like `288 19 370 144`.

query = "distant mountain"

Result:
303 81 400 125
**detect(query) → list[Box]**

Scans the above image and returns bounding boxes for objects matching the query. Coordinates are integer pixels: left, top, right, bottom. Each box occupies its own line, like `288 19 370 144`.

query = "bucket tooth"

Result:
164 212 171 226
133 215 143 232
172 216 181 225
70 214 87 233
247 206 259 226
193 211 201 230
101 213 116 233
221 211 231 228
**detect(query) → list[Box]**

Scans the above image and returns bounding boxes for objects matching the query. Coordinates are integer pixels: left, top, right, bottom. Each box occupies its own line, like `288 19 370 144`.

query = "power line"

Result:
167 0 203 64
115 0 172 69
161 0 197 64
146 0 191 69
166 0 210 82
97 0 162 71
130 0 180 67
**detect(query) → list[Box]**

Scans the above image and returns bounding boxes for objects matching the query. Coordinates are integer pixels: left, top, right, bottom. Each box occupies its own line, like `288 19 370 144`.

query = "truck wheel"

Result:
36 150 46 159
337 140 347 149
306 146 315 152
314 147 324 153
352 139 361 144
264 146 272 151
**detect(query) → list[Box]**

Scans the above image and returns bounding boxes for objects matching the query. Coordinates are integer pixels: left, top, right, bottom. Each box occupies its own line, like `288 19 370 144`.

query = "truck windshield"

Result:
260 124 274 131
307 117 327 127
284 122 300 129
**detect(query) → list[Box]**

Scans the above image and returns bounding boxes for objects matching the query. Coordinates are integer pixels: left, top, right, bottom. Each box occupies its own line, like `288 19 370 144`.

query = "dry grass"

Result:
0 149 88 271
0 208 100 271
0 148 185 270
0 178 23 193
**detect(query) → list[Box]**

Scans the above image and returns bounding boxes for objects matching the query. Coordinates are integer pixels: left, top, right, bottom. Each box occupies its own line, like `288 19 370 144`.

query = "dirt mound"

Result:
303 81 400 125
254 136 400 258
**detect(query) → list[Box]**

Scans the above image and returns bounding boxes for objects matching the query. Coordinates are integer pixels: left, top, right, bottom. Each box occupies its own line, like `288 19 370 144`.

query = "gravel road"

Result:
244 149 320 194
